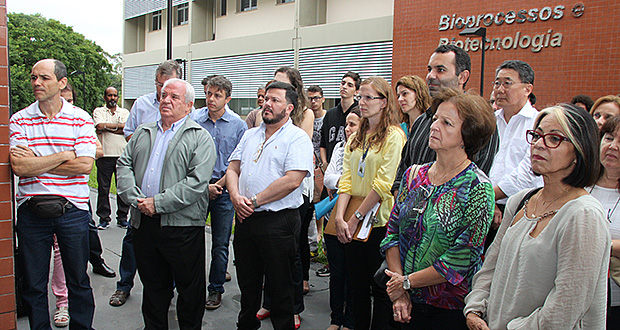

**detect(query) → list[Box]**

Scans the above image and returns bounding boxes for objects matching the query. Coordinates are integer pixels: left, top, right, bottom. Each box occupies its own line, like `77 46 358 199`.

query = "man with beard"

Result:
391 45 500 195
227 81 313 330
93 87 130 229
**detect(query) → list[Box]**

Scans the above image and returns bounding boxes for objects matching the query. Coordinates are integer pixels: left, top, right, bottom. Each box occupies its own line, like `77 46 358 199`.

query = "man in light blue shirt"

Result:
191 75 247 310
110 59 183 307
227 81 313 330
117 78 216 329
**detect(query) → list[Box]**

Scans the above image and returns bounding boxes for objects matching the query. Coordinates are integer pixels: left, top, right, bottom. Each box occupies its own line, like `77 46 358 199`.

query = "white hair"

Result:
162 78 195 103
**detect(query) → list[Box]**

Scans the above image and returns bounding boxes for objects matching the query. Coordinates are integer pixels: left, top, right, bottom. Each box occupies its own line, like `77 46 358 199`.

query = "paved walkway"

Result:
17 190 332 329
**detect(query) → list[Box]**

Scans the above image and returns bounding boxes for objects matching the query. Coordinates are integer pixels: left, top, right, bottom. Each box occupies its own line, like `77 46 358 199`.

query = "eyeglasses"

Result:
155 81 164 88
308 96 323 102
253 141 266 162
492 80 528 89
354 94 385 102
526 130 571 149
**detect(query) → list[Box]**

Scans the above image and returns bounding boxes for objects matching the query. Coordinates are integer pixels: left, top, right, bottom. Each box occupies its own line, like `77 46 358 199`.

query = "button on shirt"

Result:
190 107 247 180
489 102 543 204
229 119 313 212
141 116 187 197
124 92 159 138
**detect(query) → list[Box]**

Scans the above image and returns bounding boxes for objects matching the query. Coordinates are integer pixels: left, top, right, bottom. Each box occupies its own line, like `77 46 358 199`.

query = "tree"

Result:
8 13 113 113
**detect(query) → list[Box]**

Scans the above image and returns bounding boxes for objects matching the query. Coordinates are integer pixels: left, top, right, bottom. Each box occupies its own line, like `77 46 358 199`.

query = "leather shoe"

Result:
92 262 116 278
109 290 130 307
205 292 222 310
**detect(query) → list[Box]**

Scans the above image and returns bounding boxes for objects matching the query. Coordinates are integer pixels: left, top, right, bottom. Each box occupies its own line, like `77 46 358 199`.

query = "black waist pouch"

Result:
27 195 73 218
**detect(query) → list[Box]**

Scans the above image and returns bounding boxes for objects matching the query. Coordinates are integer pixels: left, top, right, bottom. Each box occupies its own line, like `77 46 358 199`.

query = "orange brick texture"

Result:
392 0 620 107
0 0 15 328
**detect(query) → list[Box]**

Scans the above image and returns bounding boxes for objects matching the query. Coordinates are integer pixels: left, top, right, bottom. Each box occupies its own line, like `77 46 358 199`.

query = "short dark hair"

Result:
529 92 536 106
533 103 600 188
266 81 298 110
201 74 216 86
307 85 323 96
342 71 361 90
571 94 594 111
430 88 496 160
53 60 67 80
349 104 361 118
156 60 182 78
434 45 471 87
495 60 535 85
206 75 232 98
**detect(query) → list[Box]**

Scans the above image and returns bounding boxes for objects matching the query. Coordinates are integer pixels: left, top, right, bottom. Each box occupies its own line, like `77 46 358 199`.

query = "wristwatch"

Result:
354 211 364 221
403 275 411 291
251 194 259 208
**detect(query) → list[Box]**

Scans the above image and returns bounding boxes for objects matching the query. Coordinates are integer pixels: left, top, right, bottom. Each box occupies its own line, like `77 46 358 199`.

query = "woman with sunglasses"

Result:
333 76 406 329
589 115 620 329
381 89 496 329
464 104 610 330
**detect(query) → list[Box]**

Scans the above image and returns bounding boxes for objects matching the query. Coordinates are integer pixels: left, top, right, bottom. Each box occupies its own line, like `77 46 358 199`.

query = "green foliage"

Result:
8 13 114 113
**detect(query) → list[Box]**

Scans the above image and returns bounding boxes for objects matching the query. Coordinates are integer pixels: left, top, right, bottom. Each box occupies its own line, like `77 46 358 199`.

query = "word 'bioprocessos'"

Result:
438 5 566 31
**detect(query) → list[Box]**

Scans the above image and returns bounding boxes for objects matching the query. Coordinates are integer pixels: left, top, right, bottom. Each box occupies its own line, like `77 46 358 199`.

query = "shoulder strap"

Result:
514 187 542 214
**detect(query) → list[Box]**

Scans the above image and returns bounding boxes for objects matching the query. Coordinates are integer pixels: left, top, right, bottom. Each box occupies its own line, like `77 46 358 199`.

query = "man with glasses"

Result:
227 81 313 330
109 60 182 307
191 75 247 310
320 71 360 165
487 60 543 241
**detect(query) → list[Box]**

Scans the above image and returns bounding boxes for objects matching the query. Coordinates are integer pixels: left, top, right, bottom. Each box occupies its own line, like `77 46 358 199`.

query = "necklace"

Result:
430 158 469 185
524 188 569 222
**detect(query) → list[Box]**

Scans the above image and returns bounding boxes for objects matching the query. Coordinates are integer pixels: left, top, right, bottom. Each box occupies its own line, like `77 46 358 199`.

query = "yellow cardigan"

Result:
338 126 406 227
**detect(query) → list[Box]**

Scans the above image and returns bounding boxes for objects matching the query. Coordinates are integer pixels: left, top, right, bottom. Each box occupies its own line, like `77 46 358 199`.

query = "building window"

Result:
176 3 189 25
277 0 294 3
151 10 162 31
217 0 227 17
239 0 257 12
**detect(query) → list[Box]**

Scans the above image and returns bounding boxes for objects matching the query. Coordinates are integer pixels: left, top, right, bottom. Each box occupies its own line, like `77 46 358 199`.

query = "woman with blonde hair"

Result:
591 95 620 130
334 76 406 329
395 75 432 137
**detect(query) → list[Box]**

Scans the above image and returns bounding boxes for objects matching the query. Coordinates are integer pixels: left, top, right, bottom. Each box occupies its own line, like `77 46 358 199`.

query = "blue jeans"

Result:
17 204 95 330
207 192 234 294
116 225 137 293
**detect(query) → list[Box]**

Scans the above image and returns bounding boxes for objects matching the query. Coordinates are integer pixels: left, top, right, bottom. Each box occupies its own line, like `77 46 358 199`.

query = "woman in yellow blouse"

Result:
334 76 406 330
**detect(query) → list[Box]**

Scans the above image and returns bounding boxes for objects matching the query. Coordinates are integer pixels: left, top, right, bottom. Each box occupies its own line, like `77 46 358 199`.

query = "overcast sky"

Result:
8 0 124 55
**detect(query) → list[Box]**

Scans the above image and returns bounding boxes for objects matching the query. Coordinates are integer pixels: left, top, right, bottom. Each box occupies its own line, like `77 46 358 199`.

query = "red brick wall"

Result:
0 0 15 328
393 0 620 107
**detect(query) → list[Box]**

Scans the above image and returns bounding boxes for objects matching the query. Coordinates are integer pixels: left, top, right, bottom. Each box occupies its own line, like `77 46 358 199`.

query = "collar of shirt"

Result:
496 101 537 125
258 117 292 141
157 115 188 133
31 98 75 118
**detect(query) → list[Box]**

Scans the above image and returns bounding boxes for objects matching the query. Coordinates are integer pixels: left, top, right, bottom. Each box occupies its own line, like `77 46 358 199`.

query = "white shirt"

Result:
489 101 543 204
324 141 345 190
10 99 97 210
589 184 620 306
229 119 313 212
93 106 129 157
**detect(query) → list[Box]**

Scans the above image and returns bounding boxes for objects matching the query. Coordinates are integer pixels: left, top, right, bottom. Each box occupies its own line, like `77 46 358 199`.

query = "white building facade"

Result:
123 0 394 114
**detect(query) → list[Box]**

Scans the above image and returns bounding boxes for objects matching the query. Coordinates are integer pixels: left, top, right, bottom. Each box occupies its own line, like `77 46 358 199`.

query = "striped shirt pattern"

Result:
10 99 97 210
391 109 500 193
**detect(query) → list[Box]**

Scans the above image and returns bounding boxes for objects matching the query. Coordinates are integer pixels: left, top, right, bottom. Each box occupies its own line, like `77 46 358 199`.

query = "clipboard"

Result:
324 196 380 242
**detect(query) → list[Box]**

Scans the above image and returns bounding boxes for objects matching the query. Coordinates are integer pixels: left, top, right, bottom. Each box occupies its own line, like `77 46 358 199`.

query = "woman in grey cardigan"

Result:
464 104 610 330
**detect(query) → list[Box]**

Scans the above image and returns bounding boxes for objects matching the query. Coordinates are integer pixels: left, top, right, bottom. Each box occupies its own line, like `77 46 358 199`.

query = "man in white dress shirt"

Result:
227 81 313 330
487 60 543 246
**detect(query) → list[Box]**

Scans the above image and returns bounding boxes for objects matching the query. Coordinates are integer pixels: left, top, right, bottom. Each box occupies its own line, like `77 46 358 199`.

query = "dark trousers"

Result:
262 197 309 314
17 205 95 330
96 157 129 223
402 303 467 330
87 206 105 267
133 215 206 330
325 234 354 329
299 201 313 281
344 226 394 330
234 209 300 330
116 225 137 293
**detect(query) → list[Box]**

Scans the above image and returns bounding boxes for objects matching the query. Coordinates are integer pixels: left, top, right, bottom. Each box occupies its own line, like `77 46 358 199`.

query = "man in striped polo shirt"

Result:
10 59 97 329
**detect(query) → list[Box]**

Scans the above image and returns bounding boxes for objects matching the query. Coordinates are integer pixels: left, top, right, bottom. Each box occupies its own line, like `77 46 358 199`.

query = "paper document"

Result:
356 202 380 240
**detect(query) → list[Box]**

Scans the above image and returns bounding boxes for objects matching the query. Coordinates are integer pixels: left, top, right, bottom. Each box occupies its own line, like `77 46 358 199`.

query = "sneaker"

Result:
97 221 110 230
316 264 330 277
117 220 129 229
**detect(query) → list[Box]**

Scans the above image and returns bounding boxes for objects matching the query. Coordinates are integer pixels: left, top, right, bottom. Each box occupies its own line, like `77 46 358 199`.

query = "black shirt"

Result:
319 100 358 163
391 108 500 193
